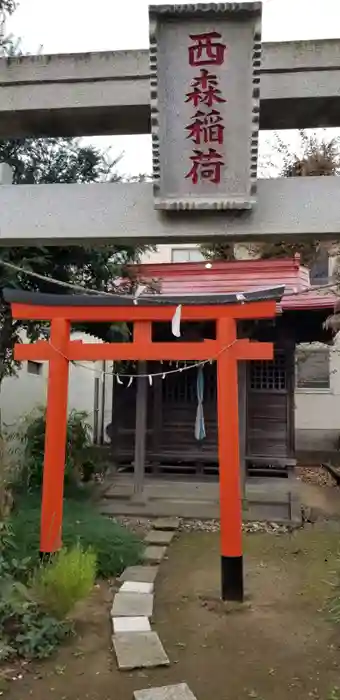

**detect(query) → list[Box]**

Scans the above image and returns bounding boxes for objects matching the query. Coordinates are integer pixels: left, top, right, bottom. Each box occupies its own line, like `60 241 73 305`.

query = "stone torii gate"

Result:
1 5 340 244
1 1 335 600
5 286 284 602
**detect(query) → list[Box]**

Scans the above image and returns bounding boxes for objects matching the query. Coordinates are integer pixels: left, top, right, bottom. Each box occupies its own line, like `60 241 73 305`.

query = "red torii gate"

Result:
5 286 284 601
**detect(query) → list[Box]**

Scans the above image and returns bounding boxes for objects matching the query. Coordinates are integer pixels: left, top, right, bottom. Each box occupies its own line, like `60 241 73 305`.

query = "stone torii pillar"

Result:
5 286 284 602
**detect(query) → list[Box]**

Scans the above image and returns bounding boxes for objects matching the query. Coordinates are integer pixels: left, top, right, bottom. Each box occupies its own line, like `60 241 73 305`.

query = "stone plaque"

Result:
149 3 262 210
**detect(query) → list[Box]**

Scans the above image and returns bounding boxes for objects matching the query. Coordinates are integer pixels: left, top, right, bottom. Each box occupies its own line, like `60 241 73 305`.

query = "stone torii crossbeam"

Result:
2 4 340 245
5 285 284 602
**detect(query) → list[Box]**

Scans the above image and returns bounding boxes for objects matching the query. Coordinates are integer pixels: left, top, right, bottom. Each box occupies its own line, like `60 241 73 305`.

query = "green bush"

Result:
0 521 69 660
9 496 143 579
33 545 97 619
0 588 69 661
9 407 96 491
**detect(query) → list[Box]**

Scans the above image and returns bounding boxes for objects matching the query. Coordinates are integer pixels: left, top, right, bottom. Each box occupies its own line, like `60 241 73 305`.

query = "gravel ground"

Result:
296 464 337 488
111 516 154 536
112 516 289 535
180 519 289 534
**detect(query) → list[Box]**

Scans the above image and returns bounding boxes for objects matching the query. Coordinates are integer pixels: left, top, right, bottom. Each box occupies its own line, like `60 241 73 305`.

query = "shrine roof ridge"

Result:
3 286 285 308
149 3 262 17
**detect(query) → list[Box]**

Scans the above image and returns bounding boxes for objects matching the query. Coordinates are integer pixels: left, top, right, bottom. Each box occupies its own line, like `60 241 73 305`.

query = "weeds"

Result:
8 407 96 491
0 521 69 660
33 545 97 619
326 558 340 624
328 690 340 700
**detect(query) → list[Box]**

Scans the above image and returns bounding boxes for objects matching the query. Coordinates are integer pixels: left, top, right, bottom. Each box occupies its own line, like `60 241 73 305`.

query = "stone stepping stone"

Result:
143 546 167 565
153 518 180 531
145 530 174 546
120 580 154 594
113 631 170 670
134 684 197 700
111 592 153 618
112 616 151 634
119 565 159 584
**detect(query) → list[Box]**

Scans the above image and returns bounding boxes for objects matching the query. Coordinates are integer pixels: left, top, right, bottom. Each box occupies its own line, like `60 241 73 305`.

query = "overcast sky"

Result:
7 0 340 176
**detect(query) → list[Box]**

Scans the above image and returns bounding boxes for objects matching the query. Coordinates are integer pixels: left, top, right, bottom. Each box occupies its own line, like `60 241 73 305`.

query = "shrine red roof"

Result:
134 257 337 312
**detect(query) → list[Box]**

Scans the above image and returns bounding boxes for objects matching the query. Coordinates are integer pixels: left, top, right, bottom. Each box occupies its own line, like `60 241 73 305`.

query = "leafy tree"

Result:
258 132 339 264
0 3 153 389
0 0 16 55
0 0 15 15
0 9 150 382
0 137 150 382
201 131 340 266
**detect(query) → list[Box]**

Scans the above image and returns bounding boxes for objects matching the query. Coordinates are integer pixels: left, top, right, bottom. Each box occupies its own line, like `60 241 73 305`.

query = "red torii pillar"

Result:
6 289 281 602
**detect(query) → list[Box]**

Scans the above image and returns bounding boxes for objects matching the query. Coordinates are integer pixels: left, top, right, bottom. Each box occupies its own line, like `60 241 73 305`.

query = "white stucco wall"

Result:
0 331 109 442
141 245 174 264
66 332 102 435
0 361 48 430
141 243 267 264
141 243 203 264
295 337 340 451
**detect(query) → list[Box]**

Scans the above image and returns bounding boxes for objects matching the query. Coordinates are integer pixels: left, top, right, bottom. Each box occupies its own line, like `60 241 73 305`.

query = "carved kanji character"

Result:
185 148 224 185
185 69 226 108
191 68 218 91
186 109 225 145
188 31 227 67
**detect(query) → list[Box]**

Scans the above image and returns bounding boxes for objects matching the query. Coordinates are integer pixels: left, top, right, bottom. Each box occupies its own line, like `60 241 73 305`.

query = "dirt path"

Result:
3 529 340 700
300 480 340 519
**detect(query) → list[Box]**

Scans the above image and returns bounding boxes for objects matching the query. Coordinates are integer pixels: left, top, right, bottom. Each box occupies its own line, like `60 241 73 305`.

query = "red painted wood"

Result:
133 321 152 343
15 340 219 361
9 297 277 562
234 339 274 361
14 339 274 363
40 318 70 554
217 316 242 559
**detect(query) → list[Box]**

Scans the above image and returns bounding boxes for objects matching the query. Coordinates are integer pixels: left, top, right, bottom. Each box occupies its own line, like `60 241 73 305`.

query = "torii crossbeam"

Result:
5 285 284 602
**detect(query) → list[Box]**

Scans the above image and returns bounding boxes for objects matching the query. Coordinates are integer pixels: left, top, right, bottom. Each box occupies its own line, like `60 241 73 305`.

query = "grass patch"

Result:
245 529 340 604
9 495 143 579
33 545 97 619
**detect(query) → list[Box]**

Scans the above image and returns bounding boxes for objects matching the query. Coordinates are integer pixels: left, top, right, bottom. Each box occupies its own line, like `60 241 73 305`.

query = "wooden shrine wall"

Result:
110 362 218 474
109 344 295 476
